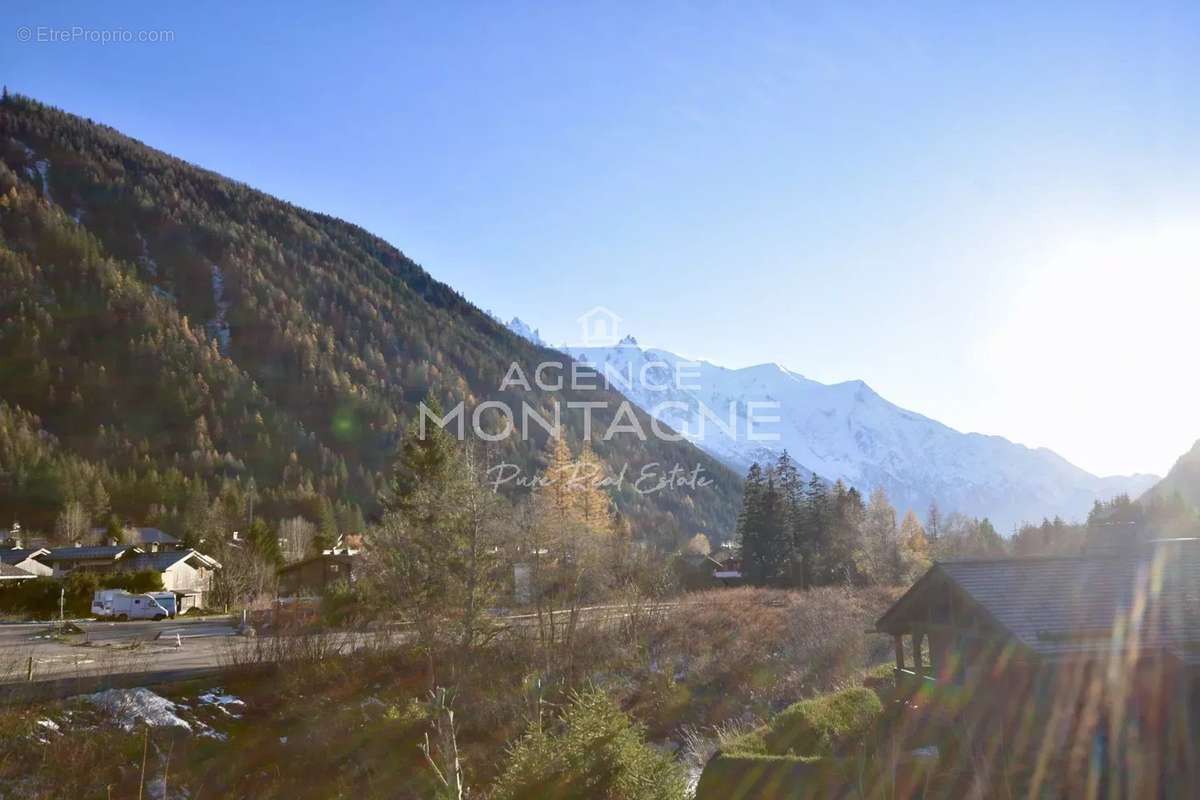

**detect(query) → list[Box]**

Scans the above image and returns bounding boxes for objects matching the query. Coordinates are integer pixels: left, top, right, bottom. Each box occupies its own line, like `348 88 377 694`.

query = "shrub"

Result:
100 569 164 593
763 687 882 758
719 726 768 755
490 687 687 800
0 577 62 615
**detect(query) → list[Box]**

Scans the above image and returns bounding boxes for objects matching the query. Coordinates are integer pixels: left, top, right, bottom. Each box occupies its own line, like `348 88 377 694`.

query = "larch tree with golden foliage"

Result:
898 509 932 583
523 434 617 675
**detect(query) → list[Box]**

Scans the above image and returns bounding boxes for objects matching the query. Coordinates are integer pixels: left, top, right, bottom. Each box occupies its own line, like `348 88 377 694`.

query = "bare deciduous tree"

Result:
279 516 317 563
54 500 89 545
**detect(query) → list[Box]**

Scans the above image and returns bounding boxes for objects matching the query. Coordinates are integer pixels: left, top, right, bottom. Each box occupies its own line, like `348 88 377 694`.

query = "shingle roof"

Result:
882 539 1200 666
127 549 221 572
44 545 140 561
0 563 34 579
0 547 48 565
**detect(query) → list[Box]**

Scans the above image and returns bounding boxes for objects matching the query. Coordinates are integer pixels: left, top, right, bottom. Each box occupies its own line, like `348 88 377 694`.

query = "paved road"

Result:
0 602 675 701
0 616 238 687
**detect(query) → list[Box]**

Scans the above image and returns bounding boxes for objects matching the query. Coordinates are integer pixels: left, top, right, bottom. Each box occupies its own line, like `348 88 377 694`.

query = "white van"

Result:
91 589 172 621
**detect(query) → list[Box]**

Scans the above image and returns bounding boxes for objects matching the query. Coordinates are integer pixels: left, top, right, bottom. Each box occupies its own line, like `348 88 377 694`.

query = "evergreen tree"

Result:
800 472 828 588
736 463 768 583
313 496 338 553
368 403 506 660
773 451 804 586
88 479 110 526
104 514 125 544
246 516 282 565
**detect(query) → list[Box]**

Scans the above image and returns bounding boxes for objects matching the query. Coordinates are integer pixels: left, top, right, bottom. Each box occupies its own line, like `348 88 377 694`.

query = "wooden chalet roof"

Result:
878 539 1200 665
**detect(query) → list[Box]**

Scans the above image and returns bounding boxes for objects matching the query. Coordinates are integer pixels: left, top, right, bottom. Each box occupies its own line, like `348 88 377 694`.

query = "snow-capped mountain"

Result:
504 322 1156 530
503 317 546 347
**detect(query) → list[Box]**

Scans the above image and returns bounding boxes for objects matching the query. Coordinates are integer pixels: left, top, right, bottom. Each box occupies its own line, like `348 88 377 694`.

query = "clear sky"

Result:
5 1 1199 477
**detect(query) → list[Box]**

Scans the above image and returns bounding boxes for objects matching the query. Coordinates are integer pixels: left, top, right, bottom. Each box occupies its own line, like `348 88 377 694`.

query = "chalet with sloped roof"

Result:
127 548 221 610
43 545 143 576
876 538 1200 795
0 546 52 577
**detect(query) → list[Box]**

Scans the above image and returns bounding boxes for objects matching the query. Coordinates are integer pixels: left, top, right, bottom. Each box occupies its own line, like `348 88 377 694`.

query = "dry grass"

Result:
0 586 901 799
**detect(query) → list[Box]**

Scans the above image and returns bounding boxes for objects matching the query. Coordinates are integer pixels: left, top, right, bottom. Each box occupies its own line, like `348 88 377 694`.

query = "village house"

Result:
0 563 37 584
127 546 221 610
277 551 361 597
43 544 143 577
39 539 221 610
0 546 52 577
876 538 1200 796
276 535 365 597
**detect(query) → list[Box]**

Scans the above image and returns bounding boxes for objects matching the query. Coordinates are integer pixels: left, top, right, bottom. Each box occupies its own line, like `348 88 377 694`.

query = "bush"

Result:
719 726 768 755
629 587 897 729
491 687 687 800
763 687 882 758
0 570 167 618
0 577 63 616
100 569 164 593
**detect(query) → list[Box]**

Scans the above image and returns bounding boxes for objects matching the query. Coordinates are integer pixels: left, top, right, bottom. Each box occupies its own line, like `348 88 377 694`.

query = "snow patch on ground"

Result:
13 140 54 202
33 160 52 201
207 263 232 353
136 231 160 277
198 688 244 718
88 687 192 731
36 718 61 734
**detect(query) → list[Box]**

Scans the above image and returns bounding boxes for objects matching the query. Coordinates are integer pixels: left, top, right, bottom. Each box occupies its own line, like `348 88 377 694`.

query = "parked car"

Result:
91 589 172 621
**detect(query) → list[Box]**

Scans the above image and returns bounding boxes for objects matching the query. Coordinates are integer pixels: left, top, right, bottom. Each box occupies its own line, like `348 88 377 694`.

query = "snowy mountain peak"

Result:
505 317 546 347
557 339 1156 530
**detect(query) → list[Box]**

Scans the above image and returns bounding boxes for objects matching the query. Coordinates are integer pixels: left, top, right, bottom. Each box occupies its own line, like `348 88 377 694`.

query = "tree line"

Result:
0 92 738 547
735 452 1007 587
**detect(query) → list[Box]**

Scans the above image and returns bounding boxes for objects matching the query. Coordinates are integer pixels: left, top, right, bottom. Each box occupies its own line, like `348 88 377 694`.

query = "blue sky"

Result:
5 1 1200 477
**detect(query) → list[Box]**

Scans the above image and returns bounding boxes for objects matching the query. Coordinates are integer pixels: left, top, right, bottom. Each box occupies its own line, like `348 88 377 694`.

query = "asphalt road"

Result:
0 602 675 700
0 616 238 686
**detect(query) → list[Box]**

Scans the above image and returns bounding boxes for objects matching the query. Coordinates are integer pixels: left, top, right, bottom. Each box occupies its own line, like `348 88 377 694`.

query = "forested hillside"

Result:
0 93 739 544
1142 439 1200 510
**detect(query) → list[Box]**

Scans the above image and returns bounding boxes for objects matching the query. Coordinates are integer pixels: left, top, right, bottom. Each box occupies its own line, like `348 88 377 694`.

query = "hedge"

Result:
0 570 164 617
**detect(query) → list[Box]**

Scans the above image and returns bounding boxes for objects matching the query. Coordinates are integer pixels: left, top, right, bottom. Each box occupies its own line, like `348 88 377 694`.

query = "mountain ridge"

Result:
1141 438 1200 509
0 94 740 543
505 321 1157 530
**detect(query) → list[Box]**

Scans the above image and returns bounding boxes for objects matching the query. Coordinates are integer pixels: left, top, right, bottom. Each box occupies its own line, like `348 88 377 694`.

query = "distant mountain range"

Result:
504 321 1158 531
